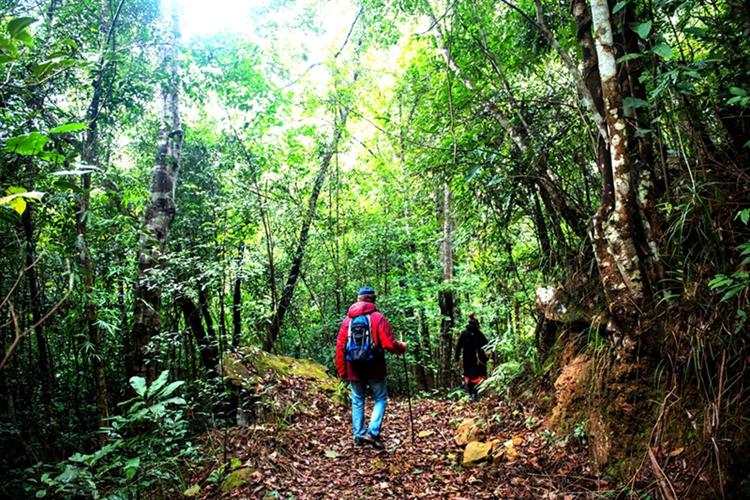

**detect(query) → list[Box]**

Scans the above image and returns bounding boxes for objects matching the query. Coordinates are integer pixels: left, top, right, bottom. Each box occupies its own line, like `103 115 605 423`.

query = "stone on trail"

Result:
463 440 493 465
454 418 482 445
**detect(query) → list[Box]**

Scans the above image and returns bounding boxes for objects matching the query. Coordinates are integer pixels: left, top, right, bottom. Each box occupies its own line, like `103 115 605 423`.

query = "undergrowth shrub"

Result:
28 371 201 499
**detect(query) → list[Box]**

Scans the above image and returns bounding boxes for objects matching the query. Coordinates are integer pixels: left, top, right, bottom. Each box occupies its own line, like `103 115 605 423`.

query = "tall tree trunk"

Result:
198 286 219 364
76 0 125 444
417 307 434 390
131 0 183 379
589 0 652 345
264 108 351 351
21 207 54 436
177 295 218 376
531 187 553 270
232 245 243 349
437 184 455 389
586 0 658 471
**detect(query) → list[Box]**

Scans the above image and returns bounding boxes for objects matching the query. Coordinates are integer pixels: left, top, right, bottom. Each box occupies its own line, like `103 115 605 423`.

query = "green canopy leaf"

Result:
4 132 49 155
129 376 147 397
652 42 674 59
7 17 36 39
49 122 87 134
631 21 652 39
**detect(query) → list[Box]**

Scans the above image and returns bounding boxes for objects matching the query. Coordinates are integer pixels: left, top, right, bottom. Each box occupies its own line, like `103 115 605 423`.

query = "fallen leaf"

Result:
418 430 435 438
668 447 684 457
324 450 338 458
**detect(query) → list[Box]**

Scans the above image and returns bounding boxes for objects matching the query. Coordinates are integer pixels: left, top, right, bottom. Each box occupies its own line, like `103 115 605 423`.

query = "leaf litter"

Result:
187 371 614 499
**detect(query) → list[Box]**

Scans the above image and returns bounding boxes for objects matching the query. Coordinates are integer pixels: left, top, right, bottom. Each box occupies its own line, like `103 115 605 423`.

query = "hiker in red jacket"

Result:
335 286 407 448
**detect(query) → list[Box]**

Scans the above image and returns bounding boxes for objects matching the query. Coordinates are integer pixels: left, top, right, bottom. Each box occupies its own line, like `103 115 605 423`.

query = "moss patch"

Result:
221 467 256 492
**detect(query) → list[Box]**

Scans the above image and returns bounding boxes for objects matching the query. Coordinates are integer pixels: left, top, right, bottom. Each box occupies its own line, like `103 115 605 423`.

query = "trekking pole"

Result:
400 344 416 447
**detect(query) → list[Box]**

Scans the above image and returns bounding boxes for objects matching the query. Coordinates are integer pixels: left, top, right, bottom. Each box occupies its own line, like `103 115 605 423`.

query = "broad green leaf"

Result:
8 196 25 215
722 286 744 302
683 26 706 37
631 21 652 39
729 87 747 97
129 376 147 397
157 380 185 398
466 165 482 183
623 97 649 110
4 132 49 155
737 209 750 224
652 42 674 59
634 128 653 138
162 396 187 406
49 122 87 134
15 30 32 46
0 190 45 215
50 166 100 176
124 457 140 481
617 53 643 63
148 370 170 398
7 17 36 39
613 0 628 13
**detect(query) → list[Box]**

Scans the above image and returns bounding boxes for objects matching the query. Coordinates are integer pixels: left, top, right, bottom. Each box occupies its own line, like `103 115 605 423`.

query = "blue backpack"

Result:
345 314 377 363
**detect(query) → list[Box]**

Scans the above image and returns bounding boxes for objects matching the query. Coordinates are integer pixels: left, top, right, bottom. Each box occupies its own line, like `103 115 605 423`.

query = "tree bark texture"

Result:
131 0 183 379
589 0 653 351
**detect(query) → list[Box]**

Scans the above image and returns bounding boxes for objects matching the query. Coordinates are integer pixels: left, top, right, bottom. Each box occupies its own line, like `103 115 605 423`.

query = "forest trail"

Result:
196 391 606 499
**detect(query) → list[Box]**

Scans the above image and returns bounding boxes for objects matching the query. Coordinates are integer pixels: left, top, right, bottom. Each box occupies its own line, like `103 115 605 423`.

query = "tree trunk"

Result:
437 184 455 389
417 307 434 390
232 246 243 349
131 0 183 380
177 295 218 376
21 207 54 434
589 0 652 347
264 108 350 351
586 0 658 471
75 0 125 444
198 286 219 364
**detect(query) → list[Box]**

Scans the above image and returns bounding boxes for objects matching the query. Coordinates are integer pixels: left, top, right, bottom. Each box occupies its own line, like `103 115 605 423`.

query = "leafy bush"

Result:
30 371 200 499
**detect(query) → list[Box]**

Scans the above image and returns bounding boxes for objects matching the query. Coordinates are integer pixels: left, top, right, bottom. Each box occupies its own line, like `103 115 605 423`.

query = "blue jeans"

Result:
350 379 388 439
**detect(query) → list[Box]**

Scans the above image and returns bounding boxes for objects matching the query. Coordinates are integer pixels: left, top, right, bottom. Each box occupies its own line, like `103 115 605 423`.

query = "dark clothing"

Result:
335 301 405 382
454 328 488 380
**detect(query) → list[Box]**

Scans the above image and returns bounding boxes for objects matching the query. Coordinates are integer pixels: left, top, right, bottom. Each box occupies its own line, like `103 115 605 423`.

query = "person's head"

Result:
357 286 377 303
467 313 480 332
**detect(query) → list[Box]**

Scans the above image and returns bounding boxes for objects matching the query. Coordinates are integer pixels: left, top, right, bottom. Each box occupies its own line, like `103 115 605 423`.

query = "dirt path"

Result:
199 392 608 499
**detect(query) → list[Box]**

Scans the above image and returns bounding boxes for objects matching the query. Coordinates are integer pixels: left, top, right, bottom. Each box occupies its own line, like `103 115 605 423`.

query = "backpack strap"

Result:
365 314 380 349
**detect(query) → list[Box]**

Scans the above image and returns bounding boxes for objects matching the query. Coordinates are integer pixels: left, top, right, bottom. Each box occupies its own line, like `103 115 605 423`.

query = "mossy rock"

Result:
222 348 338 393
221 467 256 492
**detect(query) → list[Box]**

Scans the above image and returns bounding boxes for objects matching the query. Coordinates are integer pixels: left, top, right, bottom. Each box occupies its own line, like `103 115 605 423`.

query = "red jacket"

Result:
335 301 405 382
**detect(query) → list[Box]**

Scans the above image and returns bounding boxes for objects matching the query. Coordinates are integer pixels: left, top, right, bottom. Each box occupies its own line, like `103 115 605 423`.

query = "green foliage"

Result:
29 371 198 499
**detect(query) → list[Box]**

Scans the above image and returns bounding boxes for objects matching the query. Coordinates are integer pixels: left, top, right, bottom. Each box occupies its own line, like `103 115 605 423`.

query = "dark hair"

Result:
467 314 480 333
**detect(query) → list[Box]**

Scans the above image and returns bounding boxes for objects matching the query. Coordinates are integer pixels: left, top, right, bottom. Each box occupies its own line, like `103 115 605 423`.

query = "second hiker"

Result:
335 286 407 448
454 313 488 401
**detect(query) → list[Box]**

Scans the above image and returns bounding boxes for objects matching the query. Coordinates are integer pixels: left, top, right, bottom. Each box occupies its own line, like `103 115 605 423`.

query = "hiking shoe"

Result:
363 432 384 449
354 437 366 447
